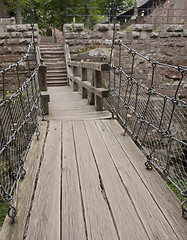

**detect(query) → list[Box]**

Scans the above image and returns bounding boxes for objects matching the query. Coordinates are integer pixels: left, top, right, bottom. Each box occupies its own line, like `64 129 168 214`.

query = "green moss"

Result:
0 197 8 227
124 26 133 32
168 182 184 202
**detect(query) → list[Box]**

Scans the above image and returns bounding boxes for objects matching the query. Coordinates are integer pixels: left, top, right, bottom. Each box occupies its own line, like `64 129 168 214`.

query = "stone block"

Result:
159 32 170 38
11 47 27 54
70 47 78 54
73 24 84 32
16 24 27 32
23 31 33 38
80 32 88 39
94 24 110 32
174 25 183 32
163 69 181 80
10 32 22 38
0 17 15 25
166 26 174 32
150 32 158 38
26 24 31 30
176 42 185 47
84 40 92 45
7 39 19 45
170 32 182 37
6 25 17 32
0 33 9 39
132 32 140 39
173 57 187 66
166 42 175 47
18 39 30 44
95 39 102 45
65 32 79 39
161 48 174 57
183 31 187 37
104 39 112 46
63 24 73 32
132 24 143 31
66 39 75 46
143 24 153 32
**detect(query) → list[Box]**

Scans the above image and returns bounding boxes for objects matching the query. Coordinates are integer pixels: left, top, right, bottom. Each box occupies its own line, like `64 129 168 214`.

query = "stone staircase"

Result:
40 44 68 87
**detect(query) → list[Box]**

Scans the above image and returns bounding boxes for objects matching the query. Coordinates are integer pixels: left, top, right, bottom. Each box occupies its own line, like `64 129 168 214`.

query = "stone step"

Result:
44 61 66 65
47 65 66 70
40 43 68 88
41 51 64 55
40 44 63 48
41 54 65 59
44 59 65 64
47 76 67 80
47 72 67 77
47 80 68 86
47 65 67 70
47 69 67 74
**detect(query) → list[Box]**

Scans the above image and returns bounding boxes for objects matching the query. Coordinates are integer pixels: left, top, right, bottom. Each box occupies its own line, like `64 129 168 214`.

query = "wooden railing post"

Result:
88 71 95 105
64 43 72 86
81 68 88 98
73 66 79 91
94 70 103 111
67 61 109 111
37 46 50 115
38 65 47 91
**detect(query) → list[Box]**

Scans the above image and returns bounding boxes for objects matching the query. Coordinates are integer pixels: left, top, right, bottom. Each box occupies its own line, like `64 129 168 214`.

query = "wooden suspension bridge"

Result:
0 41 187 239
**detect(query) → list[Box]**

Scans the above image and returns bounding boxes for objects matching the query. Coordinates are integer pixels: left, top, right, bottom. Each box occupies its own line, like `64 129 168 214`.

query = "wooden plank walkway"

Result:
1 87 187 240
45 86 112 120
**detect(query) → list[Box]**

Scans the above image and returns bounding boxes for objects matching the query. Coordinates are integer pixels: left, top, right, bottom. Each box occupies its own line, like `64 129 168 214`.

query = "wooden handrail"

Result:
67 61 109 71
64 44 109 111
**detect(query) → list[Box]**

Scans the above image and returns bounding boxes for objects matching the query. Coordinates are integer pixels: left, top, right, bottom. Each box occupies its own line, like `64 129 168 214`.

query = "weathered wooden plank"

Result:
62 121 86 240
104 119 187 240
85 120 149 240
96 120 180 240
25 121 61 240
72 121 119 240
1 121 48 240
67 61 109 71
67 75 108 98
46 86 111 121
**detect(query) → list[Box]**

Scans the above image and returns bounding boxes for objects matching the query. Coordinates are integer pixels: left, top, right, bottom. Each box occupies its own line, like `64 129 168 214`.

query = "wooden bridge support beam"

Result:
38 65 50 115
73 66 79 91
67 61 109 111
94 70 103 111
81 67 88 99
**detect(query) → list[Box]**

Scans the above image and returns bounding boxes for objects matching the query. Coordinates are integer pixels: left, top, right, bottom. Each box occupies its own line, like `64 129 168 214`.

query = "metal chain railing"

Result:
0 0 41 221
106 0 187 218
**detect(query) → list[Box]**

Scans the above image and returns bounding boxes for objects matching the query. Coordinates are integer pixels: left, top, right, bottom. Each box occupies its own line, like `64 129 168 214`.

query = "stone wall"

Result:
63 23 187 101
63 24 118 61
118 24 187 100
141 0 187 27
0 22 39 92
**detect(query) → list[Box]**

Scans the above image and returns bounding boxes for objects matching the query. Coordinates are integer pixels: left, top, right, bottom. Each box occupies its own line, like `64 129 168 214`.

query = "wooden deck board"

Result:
25 121 61 240
95 120 179 240
2 119 187 239
72 121 119 239
85 120 149 240
0 122 48 240
62 121 86 240
104 119 187 240
45 86 111 120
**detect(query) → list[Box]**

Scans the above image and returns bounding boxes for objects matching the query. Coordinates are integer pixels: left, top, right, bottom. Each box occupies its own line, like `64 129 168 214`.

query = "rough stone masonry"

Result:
64 23 187 101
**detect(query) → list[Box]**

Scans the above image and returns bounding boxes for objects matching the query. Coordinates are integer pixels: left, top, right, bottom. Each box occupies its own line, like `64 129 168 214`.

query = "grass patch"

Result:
0 197 9 227
168 182 184 202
